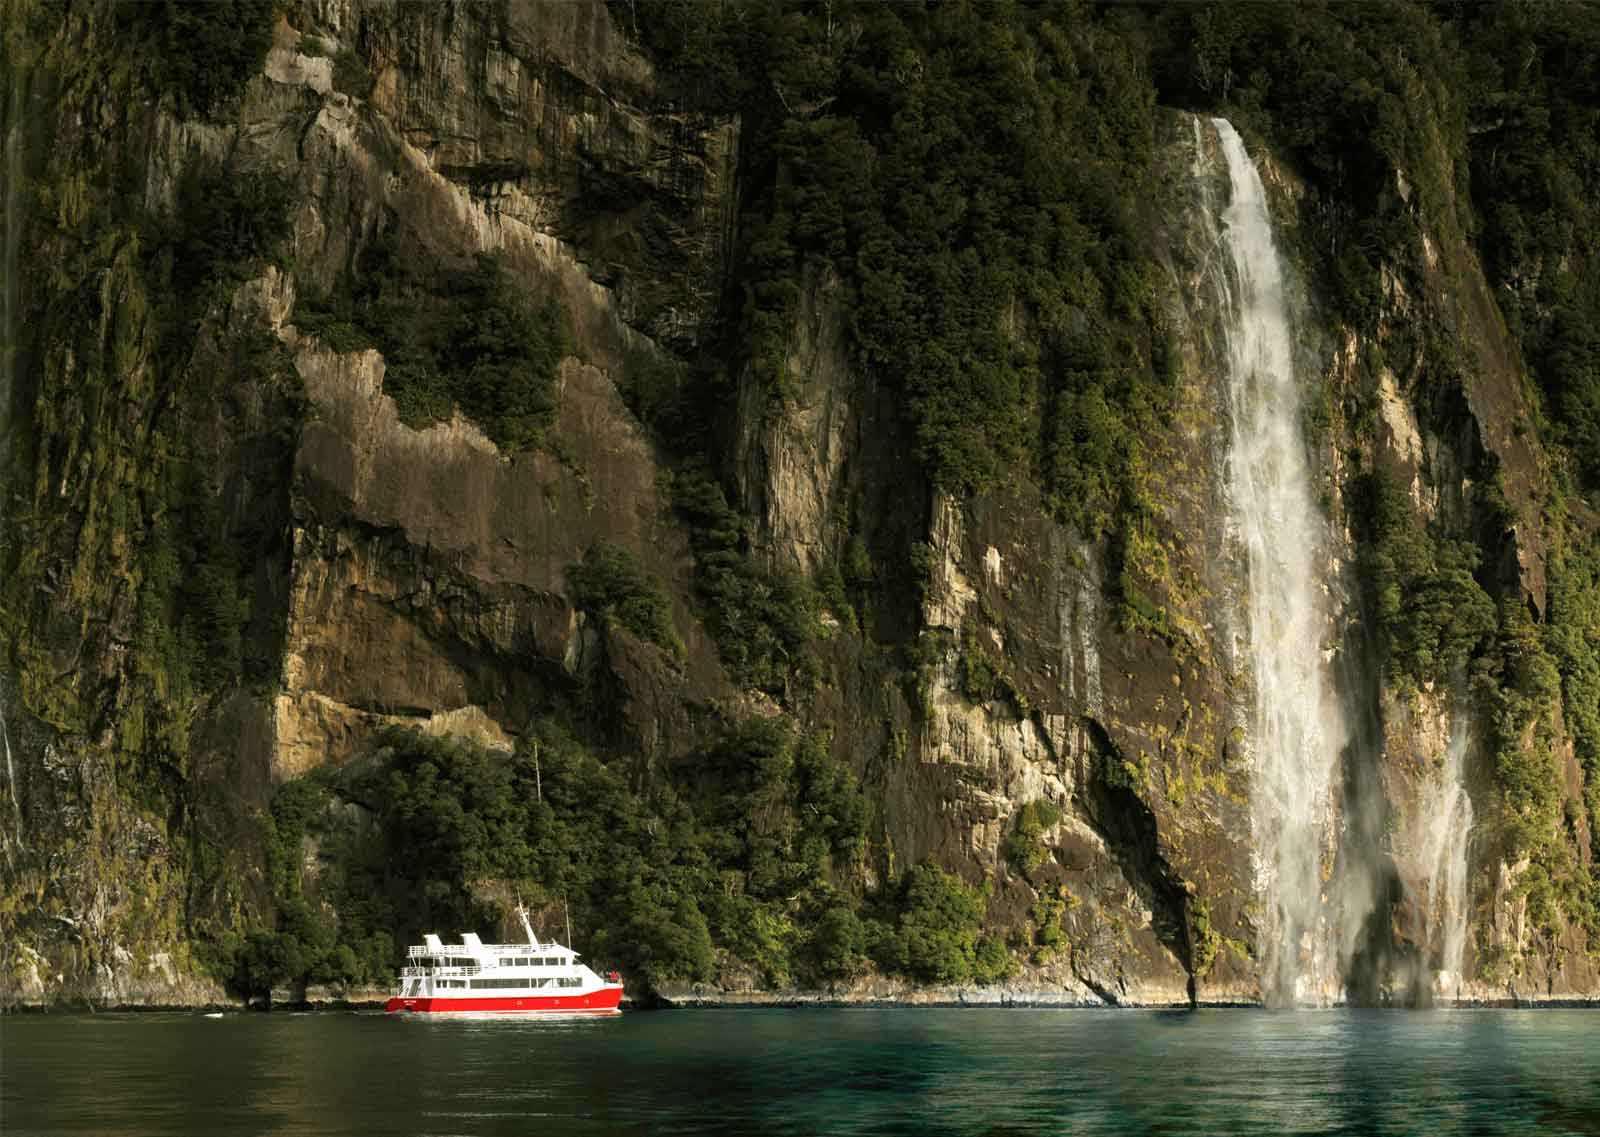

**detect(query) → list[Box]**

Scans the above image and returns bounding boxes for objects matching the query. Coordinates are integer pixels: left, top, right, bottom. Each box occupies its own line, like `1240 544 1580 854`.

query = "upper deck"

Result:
404 931 579 967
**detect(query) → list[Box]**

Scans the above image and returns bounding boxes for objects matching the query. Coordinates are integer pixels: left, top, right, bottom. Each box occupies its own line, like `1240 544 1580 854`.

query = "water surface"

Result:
3 1008 1597 1135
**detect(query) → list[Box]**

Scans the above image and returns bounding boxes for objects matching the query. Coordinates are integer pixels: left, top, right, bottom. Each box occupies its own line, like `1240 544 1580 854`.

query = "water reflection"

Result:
3 1009 1597 1136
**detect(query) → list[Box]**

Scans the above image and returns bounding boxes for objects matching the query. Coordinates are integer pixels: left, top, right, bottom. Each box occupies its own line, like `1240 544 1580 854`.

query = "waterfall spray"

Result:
1203 118 1347 1005
1416 712 1473 999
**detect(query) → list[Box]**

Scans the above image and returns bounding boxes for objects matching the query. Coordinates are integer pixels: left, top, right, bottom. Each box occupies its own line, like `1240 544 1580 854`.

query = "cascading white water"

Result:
1206 118 1347 1005
1415 713 1473 999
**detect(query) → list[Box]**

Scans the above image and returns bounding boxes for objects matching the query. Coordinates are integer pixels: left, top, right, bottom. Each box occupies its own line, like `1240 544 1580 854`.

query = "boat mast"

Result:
517 902 539 948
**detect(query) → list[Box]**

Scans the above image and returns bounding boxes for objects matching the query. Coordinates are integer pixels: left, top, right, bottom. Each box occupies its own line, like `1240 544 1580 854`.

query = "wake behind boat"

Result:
386 906 623 1015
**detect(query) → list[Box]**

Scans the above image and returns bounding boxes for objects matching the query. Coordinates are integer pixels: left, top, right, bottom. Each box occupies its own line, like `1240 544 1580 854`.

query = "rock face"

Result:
1 1 1594 1008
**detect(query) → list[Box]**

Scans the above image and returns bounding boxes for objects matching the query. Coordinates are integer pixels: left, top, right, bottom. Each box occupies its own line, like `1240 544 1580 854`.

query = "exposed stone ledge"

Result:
656 977 1191 1010
272 691 513 780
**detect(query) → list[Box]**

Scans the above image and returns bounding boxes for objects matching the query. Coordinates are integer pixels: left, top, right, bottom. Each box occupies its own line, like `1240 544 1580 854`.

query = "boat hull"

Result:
385 986 623 1015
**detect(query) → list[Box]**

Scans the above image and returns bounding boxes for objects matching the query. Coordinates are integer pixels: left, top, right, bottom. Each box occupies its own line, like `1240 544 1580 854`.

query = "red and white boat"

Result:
385 907 623 1015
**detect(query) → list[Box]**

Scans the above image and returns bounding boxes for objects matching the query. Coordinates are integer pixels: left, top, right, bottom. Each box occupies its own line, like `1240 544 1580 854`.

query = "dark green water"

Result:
3 1008 1598 1136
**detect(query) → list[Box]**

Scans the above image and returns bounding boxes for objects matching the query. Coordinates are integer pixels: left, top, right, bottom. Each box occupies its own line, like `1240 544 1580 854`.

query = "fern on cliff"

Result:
296 244 568 451
566 543 684 658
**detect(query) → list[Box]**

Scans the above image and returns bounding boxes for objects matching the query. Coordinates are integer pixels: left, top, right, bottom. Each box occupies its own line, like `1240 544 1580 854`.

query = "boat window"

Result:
558 977 581 988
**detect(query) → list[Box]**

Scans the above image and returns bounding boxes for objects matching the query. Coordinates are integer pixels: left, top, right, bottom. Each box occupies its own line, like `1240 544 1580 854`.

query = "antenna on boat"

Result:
564 894 573 950
515 888 539 948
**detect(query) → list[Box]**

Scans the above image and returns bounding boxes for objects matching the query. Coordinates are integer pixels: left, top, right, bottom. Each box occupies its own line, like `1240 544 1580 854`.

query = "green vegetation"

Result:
621 2 1175 540
1516 516 1600 943
1456 5 1600 484
1349 471 1496 694
332 49 374 99
235 724 1029 995
1109 501 1198 660
1154 2 1464 331
236 722 870 995
1026 885 1072 966
806 906 872 982
958 619 1029 715
1001 800 1062 879
1548 533 1600 881
156 170 294 311
297 243 568 450
1158 2 1599 486
115 168 298 696
133 169 299 697
815 536 874 634
16 155 297 726
1473 600 1569 940
566 543 683 657
873 861 1014 985
115 0 276 116
225 775 394 998
670 467 822 692
1188 898 1220 979
5 0 303 995
609 365 826 685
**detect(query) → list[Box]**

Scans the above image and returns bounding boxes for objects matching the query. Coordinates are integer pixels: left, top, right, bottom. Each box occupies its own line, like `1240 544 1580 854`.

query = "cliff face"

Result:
2 0 1595 1007
2 0 738 1006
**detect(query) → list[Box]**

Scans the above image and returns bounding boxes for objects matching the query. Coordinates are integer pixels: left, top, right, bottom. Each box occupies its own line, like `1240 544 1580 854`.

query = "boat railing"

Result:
399 965 485 979
406 944 567 960
407 944 565 959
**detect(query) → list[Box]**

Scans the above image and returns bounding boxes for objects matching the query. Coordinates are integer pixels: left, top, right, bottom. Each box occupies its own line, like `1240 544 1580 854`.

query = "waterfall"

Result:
1205 118 1347 1005
1415 713 1473 1000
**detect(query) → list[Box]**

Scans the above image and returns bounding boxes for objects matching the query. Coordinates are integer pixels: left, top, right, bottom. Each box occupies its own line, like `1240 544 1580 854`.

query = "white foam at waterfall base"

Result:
1206 118 1349 1005
1416 714 1473 998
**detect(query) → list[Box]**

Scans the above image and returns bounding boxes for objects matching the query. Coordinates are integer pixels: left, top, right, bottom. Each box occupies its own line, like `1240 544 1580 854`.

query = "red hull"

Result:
385 986 623 1015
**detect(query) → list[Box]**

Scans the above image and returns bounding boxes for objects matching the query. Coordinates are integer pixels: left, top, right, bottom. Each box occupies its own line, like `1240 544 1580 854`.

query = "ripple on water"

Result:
2 1008 1598 1136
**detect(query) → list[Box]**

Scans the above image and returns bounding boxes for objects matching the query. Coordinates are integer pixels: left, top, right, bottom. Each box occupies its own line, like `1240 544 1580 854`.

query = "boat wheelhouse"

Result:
385 907 623 1015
